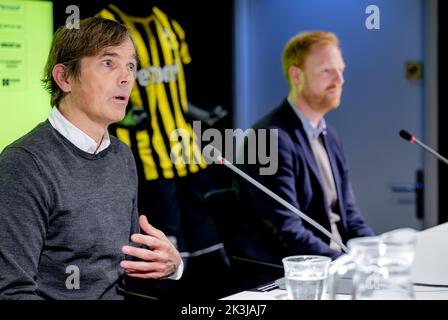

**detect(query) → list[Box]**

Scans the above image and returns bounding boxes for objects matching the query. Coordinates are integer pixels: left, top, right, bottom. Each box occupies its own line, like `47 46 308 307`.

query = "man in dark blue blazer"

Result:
235 31 374 279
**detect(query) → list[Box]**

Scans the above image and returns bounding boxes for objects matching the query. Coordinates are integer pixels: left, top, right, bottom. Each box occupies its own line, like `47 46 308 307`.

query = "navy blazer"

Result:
235 99 374 265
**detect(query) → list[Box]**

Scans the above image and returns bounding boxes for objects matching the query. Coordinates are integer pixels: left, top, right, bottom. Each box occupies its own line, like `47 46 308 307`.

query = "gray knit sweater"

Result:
0 121 139 299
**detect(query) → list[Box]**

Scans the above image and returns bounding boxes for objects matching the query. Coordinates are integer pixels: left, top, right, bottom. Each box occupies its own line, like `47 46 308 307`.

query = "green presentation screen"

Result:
0 0 53 152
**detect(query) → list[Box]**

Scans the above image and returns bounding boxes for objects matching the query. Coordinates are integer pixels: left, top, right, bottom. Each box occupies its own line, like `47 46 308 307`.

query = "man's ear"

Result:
288 65 303 87
52 64 71 93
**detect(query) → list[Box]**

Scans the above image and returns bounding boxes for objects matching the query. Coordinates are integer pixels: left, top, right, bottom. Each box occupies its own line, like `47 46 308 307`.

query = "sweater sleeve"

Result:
0 147 51 299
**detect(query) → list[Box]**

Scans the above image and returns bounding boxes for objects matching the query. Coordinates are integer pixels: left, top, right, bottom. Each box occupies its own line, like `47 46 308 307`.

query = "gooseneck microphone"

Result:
399 130 448 166
203 145 349 253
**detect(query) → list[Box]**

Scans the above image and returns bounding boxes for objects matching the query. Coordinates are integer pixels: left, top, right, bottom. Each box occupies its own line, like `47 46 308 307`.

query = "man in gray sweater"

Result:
0 17 182 299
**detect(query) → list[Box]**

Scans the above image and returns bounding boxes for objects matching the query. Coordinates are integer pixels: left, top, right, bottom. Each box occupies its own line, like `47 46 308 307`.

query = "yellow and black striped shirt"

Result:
98 4 206 181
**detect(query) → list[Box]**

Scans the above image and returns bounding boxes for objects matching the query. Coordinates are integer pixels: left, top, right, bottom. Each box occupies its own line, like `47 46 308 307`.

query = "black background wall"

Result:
51 0 234 130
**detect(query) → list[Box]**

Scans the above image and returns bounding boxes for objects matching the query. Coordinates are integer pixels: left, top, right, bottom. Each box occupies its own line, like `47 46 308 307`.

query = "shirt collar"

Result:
287 97 326 140
48 106 111 154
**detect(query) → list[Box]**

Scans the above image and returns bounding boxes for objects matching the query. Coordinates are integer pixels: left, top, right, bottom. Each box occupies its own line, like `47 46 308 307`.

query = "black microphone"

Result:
202 145 349 253
399 130 414 142
399 129 448 166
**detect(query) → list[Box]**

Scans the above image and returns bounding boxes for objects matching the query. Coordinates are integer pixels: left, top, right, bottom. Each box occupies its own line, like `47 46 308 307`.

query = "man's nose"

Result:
119 66 134 86
335 70 344 85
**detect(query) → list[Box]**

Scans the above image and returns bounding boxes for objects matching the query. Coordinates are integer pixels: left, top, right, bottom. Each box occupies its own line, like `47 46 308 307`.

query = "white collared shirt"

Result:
48 106 110 154
287 99 342 251
287 97 327 139
47 106 184 279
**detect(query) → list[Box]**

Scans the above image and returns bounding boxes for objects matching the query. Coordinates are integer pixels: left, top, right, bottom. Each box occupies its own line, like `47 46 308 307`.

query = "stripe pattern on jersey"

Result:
98 5 207 181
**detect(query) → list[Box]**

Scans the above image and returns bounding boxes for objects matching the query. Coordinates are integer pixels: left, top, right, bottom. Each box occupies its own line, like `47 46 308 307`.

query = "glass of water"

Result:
282 255 331 300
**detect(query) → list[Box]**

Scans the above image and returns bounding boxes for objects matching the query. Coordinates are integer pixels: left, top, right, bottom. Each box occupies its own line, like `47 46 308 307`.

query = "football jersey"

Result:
98 4 207 181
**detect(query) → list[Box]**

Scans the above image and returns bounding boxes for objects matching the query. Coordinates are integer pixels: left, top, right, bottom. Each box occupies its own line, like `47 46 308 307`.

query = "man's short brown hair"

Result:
282 31 340 83
42 17 133 107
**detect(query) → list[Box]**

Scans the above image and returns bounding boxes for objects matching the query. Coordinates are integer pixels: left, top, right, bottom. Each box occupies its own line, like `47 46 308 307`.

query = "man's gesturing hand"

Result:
120 215 182 279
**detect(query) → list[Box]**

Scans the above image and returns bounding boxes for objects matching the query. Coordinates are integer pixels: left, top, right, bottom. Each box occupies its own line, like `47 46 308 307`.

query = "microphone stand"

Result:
205 146 350 253
400 129 448 165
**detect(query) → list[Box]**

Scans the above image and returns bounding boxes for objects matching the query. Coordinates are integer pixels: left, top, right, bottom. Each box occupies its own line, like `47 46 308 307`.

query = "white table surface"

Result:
223 223 448 300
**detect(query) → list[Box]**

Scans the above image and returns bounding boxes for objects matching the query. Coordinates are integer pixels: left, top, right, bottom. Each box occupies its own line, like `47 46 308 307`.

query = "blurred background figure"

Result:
232 31 374 288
